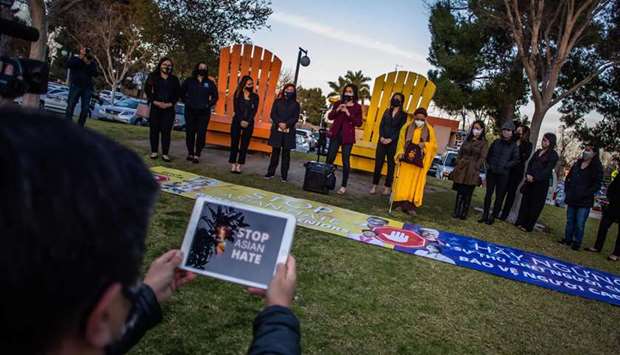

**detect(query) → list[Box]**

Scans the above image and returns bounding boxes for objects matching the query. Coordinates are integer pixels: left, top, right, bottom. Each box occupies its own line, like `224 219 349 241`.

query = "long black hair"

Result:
391 92 405 108
518 125 531 143
341 84 359 103
151 57 173 76
542 132 557 150
191 62 208 78
278 83 297 100
466 120 486 142
235 75 254 99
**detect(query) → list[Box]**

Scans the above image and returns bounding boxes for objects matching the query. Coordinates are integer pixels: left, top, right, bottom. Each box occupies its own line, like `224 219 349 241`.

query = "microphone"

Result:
0 18 40 42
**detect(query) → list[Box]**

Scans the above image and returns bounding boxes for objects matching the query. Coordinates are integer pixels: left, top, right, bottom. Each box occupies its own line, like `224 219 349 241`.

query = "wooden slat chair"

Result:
334 71 436 173
206 44 282 153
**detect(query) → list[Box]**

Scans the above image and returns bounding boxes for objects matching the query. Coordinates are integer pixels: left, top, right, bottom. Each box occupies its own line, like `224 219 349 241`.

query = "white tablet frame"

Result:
179 196 296 289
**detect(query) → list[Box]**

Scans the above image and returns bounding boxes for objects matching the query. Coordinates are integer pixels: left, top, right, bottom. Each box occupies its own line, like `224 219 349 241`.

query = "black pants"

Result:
483 172 509 218
372 141 397 187
515 181 549 231
229 120 253 164
267 147 291 179
185 107 210 156
326 135 353 188
149 106 175 155
65 84 93 126
500 170 524 219
594 213 620 256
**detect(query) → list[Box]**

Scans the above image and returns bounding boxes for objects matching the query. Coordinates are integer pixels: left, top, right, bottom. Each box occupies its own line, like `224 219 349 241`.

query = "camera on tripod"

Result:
0 0 50 99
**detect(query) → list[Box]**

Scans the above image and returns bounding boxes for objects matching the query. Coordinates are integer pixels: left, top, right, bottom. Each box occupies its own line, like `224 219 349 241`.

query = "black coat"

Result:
603 177 620 221
486 138 519 175
67 56 98 89
181 77 218 111
268 98 300 149
233 93 259 125
108 285 301 355
512 141 533 176
144 72 181 105
565 158 603 208
378 108 407 143
526 149 559 184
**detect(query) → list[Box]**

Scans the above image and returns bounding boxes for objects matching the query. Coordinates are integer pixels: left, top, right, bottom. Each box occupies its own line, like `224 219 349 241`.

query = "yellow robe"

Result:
392 121 438 207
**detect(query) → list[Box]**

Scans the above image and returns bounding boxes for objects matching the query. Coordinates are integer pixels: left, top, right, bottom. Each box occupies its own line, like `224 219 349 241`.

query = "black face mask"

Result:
245 86 253 92
197 69 208 77
342 94 353 102
284 92 294 100
391 97 401 107
161 67 171 74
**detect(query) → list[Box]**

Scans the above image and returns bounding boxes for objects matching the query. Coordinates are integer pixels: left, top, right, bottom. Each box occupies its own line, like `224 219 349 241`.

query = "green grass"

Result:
87 120 620 354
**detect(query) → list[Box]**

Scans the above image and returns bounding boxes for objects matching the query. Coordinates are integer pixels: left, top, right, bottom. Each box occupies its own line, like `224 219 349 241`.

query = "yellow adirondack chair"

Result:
206 44 283 153
334 71 436 173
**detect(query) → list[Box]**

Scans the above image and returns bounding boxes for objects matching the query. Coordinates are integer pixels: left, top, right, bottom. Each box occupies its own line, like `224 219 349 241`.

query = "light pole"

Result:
293 47 310 87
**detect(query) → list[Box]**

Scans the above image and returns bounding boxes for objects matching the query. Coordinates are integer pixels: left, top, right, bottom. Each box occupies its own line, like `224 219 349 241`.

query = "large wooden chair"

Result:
334 71 436 173
206 44 282 153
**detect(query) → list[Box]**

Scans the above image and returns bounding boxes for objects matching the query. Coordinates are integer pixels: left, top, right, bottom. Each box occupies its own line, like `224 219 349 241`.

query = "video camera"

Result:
0 0 49 99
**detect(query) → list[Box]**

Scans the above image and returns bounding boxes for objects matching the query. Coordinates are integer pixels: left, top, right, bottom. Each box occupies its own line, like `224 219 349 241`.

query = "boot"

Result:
478 210 488 223
460 195 470 220
452 194 462 218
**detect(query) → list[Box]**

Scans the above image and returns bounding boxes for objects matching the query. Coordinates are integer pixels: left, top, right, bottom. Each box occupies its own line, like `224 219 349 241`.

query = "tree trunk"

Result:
23 0 47 108
0 5 12 56
111 82 117 105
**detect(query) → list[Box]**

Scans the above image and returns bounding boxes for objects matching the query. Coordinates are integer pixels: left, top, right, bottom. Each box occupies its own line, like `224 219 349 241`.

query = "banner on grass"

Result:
152 167 620 306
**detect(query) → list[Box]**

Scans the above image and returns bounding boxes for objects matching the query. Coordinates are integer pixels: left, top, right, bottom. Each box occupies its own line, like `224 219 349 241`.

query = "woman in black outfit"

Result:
265 84 300 182
229 76 259 173
181 62 218 163
499 125 533 220
515 133 559 232
145 57 181 162
369 93 408 195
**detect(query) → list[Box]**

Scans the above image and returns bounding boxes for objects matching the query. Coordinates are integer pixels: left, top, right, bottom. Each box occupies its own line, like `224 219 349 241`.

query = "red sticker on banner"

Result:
372 227 427 248
153 174 170 183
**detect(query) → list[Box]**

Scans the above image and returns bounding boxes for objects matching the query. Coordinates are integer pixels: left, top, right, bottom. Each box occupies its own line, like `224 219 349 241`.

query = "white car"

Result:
97 98 146 124
98 90 127 103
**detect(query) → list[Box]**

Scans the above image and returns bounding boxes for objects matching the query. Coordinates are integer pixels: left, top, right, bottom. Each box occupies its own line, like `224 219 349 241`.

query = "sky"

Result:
245 0 573 141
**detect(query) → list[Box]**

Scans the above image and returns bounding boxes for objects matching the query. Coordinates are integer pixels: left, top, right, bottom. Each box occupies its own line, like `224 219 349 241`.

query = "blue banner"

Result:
380 224 620 306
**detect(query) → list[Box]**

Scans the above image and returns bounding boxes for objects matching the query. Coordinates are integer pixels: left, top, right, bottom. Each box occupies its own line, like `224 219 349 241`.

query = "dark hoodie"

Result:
486 120 519 175
181 67 218 111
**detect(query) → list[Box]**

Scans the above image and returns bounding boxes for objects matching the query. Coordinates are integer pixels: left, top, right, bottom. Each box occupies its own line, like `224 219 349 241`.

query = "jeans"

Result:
593 213 620 256
65 85 92 126
149 106 175 155
564 206 591 247
185 107 210 156
326 135 353 187
372 141 397 187
229 120 253 164
483 172 509 218
267 147 291 179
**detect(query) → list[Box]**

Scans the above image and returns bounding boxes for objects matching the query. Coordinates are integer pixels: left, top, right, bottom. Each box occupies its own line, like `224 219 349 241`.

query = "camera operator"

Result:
65 47 98 126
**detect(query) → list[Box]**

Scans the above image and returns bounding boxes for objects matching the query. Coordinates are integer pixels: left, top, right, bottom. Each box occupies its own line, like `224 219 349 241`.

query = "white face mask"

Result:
414 119 425 128
472 128 482 137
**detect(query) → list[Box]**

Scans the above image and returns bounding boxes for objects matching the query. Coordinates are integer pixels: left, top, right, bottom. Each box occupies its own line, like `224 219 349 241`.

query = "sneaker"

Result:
281 177 288 182
149 153 158 159
557 239 569 245
192 156 199 164
571 243 580 251
264 174 274 179
584 247 600 252
162 155 171 162
186 155 194 161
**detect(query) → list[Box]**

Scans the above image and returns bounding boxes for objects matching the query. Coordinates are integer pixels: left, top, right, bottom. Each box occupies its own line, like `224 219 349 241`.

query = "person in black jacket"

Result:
145 57 181 162
499 125 533 220
0 108 301 355
265 83 300 182
515 133 559 232
585 175 620 261
478 120 519 225
64 46 98 126
181 62 218 163
230 75 259 174
559 144 604 250
370 92 408 195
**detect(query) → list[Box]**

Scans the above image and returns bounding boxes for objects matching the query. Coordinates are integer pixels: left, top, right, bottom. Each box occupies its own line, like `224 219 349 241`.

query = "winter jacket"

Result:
451 138 488 186
327 100 363 145
144 72 181 106
525 148 559 185
107 284 301 355
603 177 620 222
268 98 301 149
565 158 603 208
378 108 407 143
67 56 98 89
233 93 260 126
485 138 519 175
181 77 218 111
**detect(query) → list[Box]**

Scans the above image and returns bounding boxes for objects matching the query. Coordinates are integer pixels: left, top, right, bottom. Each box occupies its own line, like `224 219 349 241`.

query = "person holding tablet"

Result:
0 108 300 355
230 76 259 174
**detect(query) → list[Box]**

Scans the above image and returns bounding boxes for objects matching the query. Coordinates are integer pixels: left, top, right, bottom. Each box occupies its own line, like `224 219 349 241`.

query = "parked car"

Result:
553 180 566 207
296 128 316 151
294 134 310 153
96 98 145 124
98 90 127 103
428 155 442 176
435 151 459 180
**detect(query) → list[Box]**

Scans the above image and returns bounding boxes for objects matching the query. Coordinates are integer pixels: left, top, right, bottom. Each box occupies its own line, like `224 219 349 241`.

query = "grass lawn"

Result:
88 120 620 354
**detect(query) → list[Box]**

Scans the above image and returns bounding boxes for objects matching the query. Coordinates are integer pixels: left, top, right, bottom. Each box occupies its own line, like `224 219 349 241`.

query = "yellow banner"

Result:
151 167 404 243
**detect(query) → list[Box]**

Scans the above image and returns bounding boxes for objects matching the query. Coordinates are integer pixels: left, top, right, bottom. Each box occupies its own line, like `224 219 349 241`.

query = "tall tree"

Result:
328 70 372 102
297 87 327 126
499 0 619 144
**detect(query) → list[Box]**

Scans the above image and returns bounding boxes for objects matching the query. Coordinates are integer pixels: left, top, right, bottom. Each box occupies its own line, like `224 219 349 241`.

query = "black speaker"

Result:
303 161 336 194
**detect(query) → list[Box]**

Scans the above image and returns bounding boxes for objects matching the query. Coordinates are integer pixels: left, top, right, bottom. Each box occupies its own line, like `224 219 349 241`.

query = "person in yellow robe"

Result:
391 107 438 215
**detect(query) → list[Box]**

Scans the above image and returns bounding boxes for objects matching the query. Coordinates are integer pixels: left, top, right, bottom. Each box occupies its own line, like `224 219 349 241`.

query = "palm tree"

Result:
327 70 372 103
